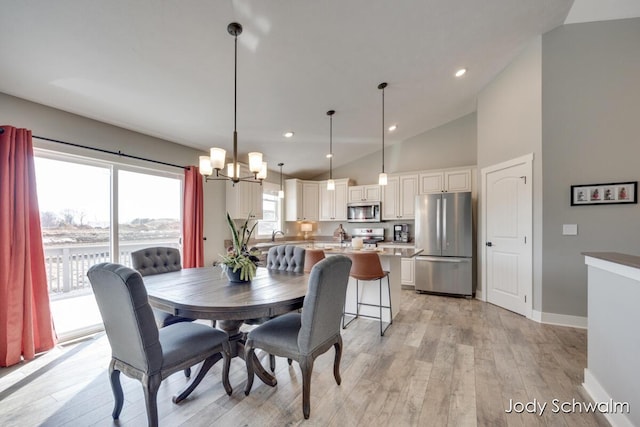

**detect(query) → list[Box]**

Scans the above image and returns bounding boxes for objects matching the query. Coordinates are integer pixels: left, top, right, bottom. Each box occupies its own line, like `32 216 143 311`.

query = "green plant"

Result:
220 212 260 281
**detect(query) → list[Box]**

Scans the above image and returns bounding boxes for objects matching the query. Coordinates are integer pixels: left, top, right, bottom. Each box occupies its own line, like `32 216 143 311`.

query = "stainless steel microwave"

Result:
347 202 381 223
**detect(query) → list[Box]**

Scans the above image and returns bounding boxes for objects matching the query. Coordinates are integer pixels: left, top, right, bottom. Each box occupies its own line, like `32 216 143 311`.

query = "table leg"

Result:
217 319 278 387
173 353 223 403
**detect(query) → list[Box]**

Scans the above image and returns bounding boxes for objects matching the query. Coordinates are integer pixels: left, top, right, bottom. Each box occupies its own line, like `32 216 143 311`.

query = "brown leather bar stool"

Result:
304 249 326 274
342 252 392 336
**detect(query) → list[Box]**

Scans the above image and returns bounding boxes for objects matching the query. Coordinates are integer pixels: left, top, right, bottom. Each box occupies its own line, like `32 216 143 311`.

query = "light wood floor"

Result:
0 291 608 427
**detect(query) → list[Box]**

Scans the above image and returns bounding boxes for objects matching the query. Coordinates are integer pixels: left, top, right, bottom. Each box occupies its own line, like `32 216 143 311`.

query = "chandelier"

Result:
199 22 267 185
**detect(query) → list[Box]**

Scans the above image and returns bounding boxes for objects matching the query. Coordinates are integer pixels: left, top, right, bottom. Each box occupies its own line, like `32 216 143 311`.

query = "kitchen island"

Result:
323 247 423 323
583 252 639 427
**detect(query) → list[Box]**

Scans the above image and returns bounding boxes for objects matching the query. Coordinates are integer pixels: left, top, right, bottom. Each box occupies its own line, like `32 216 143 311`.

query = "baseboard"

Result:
531 309 587 329
583 369 634 427
531 309 542 322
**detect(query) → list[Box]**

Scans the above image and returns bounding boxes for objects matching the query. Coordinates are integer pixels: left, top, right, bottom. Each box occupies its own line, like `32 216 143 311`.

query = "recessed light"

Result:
455 68 467 78
283 131 294 138
388 124 397 132
326 153 333 158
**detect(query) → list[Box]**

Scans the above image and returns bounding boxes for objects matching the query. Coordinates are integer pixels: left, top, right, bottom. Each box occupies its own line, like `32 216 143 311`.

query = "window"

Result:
118 169 182 262
34 149 183 340
257 182 282 237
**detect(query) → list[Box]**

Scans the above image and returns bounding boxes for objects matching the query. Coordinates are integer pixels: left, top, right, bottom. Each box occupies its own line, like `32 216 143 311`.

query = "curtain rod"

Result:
32 134 188 170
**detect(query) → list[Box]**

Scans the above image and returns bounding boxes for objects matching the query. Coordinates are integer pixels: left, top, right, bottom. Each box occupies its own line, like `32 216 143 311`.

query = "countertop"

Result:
583 252 640 270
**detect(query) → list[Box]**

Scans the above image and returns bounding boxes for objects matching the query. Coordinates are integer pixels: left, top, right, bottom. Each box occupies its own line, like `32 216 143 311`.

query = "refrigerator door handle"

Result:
436 198 441 250
442 197 447 248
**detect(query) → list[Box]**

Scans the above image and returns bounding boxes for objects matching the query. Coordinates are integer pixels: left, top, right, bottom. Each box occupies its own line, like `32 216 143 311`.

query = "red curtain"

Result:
0 126 57 367
182 166 204 268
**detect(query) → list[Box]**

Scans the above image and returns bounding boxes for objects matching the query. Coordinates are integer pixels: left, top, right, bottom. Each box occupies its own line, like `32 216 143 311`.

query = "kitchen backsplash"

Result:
285 220 414 243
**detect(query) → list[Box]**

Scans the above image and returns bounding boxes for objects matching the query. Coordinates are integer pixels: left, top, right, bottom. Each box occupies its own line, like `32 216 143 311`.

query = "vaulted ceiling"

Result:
1 1 637 178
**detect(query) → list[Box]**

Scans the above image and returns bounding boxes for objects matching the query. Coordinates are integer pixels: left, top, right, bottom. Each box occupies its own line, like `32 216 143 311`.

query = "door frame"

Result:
479 153 533 318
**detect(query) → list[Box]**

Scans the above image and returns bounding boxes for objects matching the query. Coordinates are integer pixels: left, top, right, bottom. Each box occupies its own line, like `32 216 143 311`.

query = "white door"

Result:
482 154 532 317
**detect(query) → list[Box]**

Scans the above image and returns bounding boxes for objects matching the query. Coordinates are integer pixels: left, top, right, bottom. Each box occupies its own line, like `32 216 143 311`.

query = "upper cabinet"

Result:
319 179 350 221
419 168 473 194
285 179 319 221
382 173 418 220
226 165 263 220
348 185 381 203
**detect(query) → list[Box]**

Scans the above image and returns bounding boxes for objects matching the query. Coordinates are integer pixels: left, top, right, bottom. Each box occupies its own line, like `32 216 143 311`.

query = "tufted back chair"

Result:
87 263 232 426
131 247 193 330
265 245 306 273
131 247 181 276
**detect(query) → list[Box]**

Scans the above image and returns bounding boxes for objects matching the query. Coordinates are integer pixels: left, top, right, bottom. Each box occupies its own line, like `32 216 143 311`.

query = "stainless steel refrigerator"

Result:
414 192 473 296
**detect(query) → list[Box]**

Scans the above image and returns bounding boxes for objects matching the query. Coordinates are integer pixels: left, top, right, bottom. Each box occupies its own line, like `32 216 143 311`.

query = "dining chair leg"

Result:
244 343 256 396
300 355 314 419
333 336 342 385
109 361 124 420
142 374 161 427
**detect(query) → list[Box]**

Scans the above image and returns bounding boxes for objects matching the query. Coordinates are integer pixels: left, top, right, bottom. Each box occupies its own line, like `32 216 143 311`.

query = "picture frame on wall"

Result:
571 181 637 206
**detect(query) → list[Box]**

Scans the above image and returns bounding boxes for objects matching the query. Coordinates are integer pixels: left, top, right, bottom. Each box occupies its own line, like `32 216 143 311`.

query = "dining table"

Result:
143 265 309 399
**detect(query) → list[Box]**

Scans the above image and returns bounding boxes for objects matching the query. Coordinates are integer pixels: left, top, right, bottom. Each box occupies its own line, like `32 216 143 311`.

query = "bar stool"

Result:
304 249 325 274
342 252 392 336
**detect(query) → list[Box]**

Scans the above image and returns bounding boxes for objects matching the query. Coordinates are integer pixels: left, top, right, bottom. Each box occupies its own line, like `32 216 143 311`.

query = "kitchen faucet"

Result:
271 230 285 242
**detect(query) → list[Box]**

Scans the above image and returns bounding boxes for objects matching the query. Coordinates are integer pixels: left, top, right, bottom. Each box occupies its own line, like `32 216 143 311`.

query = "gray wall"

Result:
541 18 640 317
317 112 477 185
0 92 229 264
309 112 477 240
476 37 543 309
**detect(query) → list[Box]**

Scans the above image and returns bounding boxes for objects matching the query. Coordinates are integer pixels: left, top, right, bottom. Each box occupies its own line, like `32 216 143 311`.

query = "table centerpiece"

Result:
221 212 260 283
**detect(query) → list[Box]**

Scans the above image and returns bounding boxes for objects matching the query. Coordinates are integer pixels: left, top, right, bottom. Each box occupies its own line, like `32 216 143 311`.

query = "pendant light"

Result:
278 162 285 198
378 82 388 186
198 22 266 185
326 110 336 191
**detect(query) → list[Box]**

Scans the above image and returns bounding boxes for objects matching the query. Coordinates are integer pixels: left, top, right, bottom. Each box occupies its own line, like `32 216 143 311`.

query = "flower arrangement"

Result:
220 212 260 282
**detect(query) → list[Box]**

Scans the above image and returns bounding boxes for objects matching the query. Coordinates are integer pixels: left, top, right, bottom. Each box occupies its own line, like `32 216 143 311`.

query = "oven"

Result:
351 228 385 248
347 202 381 223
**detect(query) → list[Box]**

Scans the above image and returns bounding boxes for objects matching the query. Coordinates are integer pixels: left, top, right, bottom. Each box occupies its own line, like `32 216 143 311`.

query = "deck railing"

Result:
44 241 180 296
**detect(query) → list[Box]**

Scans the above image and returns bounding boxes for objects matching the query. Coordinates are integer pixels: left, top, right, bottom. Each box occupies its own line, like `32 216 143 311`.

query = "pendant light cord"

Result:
232 29 238 178
381 84 385 174
327 110 335 180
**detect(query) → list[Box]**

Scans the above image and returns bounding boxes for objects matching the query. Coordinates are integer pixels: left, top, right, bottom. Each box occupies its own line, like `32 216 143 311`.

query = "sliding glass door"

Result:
35 156 111 339
117 169 182 263
34 152 183 341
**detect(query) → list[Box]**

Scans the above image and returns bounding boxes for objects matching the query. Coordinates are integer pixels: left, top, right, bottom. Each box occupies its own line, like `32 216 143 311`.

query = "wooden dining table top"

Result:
143 266 309 322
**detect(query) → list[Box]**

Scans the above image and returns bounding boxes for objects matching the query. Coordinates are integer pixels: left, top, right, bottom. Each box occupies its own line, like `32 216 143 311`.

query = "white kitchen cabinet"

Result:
419 168 472 194
382 173 418 220
377 243 416 288
285 179 319 221
226 165 263 220
319 179 349 221
348 184 381 203
401 257 415 287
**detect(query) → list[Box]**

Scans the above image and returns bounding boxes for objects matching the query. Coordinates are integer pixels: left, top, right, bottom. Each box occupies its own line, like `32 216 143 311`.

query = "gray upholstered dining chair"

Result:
265 244 306 272
87 263 232 427
247 244 307 371
244 255 352 419
131 247 195 328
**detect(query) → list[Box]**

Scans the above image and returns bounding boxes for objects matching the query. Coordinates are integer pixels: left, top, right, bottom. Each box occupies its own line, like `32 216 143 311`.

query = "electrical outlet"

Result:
562 224 578 235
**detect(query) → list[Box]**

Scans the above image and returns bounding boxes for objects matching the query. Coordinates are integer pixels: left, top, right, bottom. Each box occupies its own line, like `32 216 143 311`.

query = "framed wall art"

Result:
571 181 637 206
